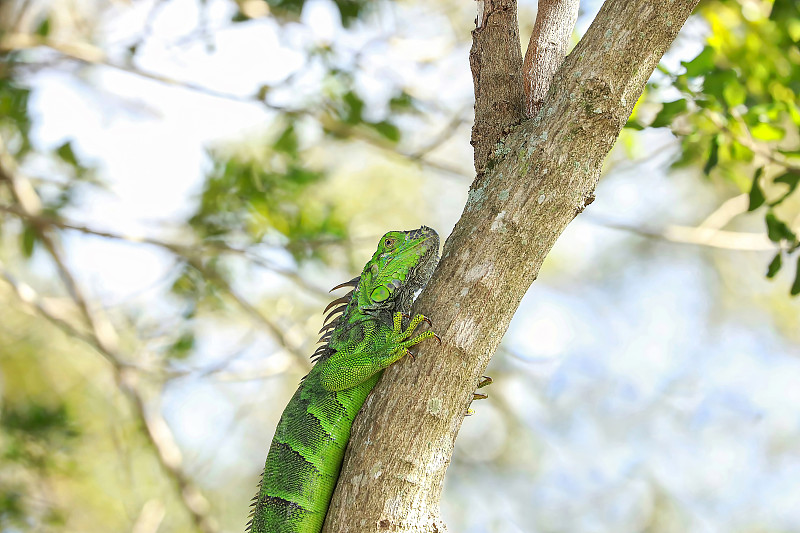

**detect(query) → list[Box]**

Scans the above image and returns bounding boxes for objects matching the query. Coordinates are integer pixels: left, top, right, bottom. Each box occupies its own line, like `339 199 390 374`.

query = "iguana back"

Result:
248 226 440 533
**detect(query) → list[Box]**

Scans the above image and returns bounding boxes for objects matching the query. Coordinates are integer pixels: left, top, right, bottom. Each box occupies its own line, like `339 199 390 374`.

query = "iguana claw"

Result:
400 312 432 329
465 375 492 416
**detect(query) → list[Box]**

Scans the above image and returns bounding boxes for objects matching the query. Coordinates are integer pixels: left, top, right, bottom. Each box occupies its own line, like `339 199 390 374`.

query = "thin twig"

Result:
0 262 118 363
705 109 800 173
696 193 749 230
0 203 331 298
587 215 776 251
408 109 470 160
180 254 312 371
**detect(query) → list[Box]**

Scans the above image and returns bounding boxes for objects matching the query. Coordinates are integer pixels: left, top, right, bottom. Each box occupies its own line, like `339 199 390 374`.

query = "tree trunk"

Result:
323 1 700 531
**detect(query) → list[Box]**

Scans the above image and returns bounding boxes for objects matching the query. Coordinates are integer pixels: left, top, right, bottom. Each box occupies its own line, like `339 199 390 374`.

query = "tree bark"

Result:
469 0 524 175
323 1 700 531
523 0 580 118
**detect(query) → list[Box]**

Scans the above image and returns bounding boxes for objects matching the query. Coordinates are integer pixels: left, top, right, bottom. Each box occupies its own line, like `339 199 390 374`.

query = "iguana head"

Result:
312 226 439 363
357 226 440 315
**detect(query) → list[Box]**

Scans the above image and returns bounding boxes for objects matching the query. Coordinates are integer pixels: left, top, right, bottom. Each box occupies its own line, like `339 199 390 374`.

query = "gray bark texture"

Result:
523 0 580 118
470 0 524 174
323 1 701 532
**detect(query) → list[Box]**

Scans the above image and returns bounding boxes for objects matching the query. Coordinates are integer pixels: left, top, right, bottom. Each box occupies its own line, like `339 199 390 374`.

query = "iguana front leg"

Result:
319 312 437 392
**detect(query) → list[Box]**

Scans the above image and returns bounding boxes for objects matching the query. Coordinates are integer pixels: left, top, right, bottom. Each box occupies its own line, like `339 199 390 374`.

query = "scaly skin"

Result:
249 226 440 533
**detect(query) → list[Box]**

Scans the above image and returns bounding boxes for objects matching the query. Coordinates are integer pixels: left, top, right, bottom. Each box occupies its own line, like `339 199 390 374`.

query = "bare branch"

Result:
0 33 257 104
522 0 580 117
408 108 471 160
696 193 749 230
0 203 345 364
0 261 118 364
587 216 775 251
469 0 525 174
132 499 166 533
0 259 218 532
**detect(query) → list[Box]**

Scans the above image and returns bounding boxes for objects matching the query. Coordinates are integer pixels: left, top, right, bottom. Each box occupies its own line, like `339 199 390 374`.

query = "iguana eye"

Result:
384 237 395 249
370 286 390 302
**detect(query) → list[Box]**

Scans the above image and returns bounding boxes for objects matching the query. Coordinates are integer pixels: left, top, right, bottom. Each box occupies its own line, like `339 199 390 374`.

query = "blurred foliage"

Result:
0 75 32 158
629 0 800 294
188 120 348 260
0 301 203 532
233 0 372 26
1 53 98 261
0 401 76 529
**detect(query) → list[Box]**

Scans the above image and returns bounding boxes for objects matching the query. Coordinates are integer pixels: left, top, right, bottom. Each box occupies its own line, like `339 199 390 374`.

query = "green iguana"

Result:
248 226 441 533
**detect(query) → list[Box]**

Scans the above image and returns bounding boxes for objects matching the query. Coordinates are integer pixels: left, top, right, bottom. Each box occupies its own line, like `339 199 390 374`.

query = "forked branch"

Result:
523 0 580 117
326 1 701 532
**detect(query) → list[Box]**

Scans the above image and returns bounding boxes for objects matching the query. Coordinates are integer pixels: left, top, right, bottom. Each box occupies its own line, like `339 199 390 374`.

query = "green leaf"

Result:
369 120 400 142
682 46 715 77
788 102 800 127
273 123 298 155
35 17 51 37
0 80 33 157
750 123 785 141
770 170 800 206
624 119 645 131
56 141 78 166
765 211 797 243
748 167 765 211
1 402 77 438
0 491 24 523
341 91 364 124
704 70 737 106
792 255 800 296
650 99 688 128
388 91 416 112
703 135 720 176
256 85 270 101
167 332 195 359
722 81 746 108
774 170 800 194
730 140 754 162
231 10 250 22
771 0 800 23
767 252 782 278
21 225 37 257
